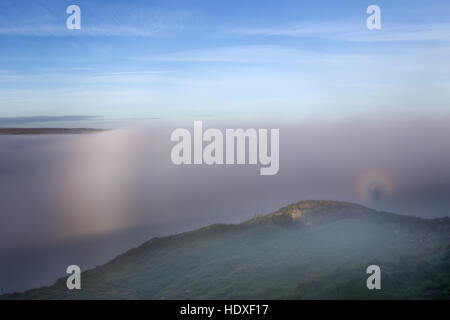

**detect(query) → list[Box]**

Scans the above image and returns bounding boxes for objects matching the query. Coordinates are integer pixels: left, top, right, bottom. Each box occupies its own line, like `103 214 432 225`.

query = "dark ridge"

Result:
0 128 106 135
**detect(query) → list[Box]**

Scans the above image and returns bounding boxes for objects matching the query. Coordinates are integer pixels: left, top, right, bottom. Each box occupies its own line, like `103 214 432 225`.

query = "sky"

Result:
0 0 449 123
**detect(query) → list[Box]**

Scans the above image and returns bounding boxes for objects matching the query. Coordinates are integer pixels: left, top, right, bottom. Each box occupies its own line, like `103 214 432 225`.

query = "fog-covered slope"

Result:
4 201 450 300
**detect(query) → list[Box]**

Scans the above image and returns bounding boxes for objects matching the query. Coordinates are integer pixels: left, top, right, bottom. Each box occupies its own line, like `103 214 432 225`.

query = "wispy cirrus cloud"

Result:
0 25 182 37
141 45 314 63
230 22 450 42
0 70 176 85
0 2 200 37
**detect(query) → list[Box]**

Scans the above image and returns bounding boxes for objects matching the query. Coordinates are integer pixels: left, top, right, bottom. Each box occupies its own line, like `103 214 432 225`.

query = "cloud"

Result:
338 23 450 42
0 70 176 85
141 45 315 63
1 42 449 121
230 22 450 42
0 25 178 37
0 2 199 37
2 112 450 292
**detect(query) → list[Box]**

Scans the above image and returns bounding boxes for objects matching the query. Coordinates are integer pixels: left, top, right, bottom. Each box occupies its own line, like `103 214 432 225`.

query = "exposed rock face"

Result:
272 200 374 226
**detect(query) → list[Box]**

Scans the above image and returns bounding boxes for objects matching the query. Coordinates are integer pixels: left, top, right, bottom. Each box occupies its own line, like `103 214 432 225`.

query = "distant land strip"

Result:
0 128 106 135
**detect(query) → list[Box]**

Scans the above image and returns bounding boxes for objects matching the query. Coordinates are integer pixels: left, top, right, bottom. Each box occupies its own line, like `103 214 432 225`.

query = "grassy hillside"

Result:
3 201 450 300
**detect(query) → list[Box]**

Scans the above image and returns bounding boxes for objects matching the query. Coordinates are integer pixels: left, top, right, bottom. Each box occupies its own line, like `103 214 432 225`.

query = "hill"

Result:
3 200 450 299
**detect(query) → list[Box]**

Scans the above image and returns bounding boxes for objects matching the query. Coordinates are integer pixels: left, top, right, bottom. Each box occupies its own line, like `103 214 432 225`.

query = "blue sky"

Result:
0 0 449 124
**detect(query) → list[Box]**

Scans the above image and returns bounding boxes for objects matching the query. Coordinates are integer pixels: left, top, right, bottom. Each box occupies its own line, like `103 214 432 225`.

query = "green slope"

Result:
4 201 450 300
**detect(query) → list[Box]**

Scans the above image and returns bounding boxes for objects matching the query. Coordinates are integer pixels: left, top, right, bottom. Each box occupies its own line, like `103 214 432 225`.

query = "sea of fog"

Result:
1 114 450 293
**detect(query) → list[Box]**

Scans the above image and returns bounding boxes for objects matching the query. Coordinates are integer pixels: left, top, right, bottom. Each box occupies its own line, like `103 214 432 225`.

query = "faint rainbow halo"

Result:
356 170 395 203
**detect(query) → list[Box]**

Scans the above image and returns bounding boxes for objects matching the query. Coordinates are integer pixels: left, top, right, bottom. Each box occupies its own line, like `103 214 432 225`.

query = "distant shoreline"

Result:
0 128 106 135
